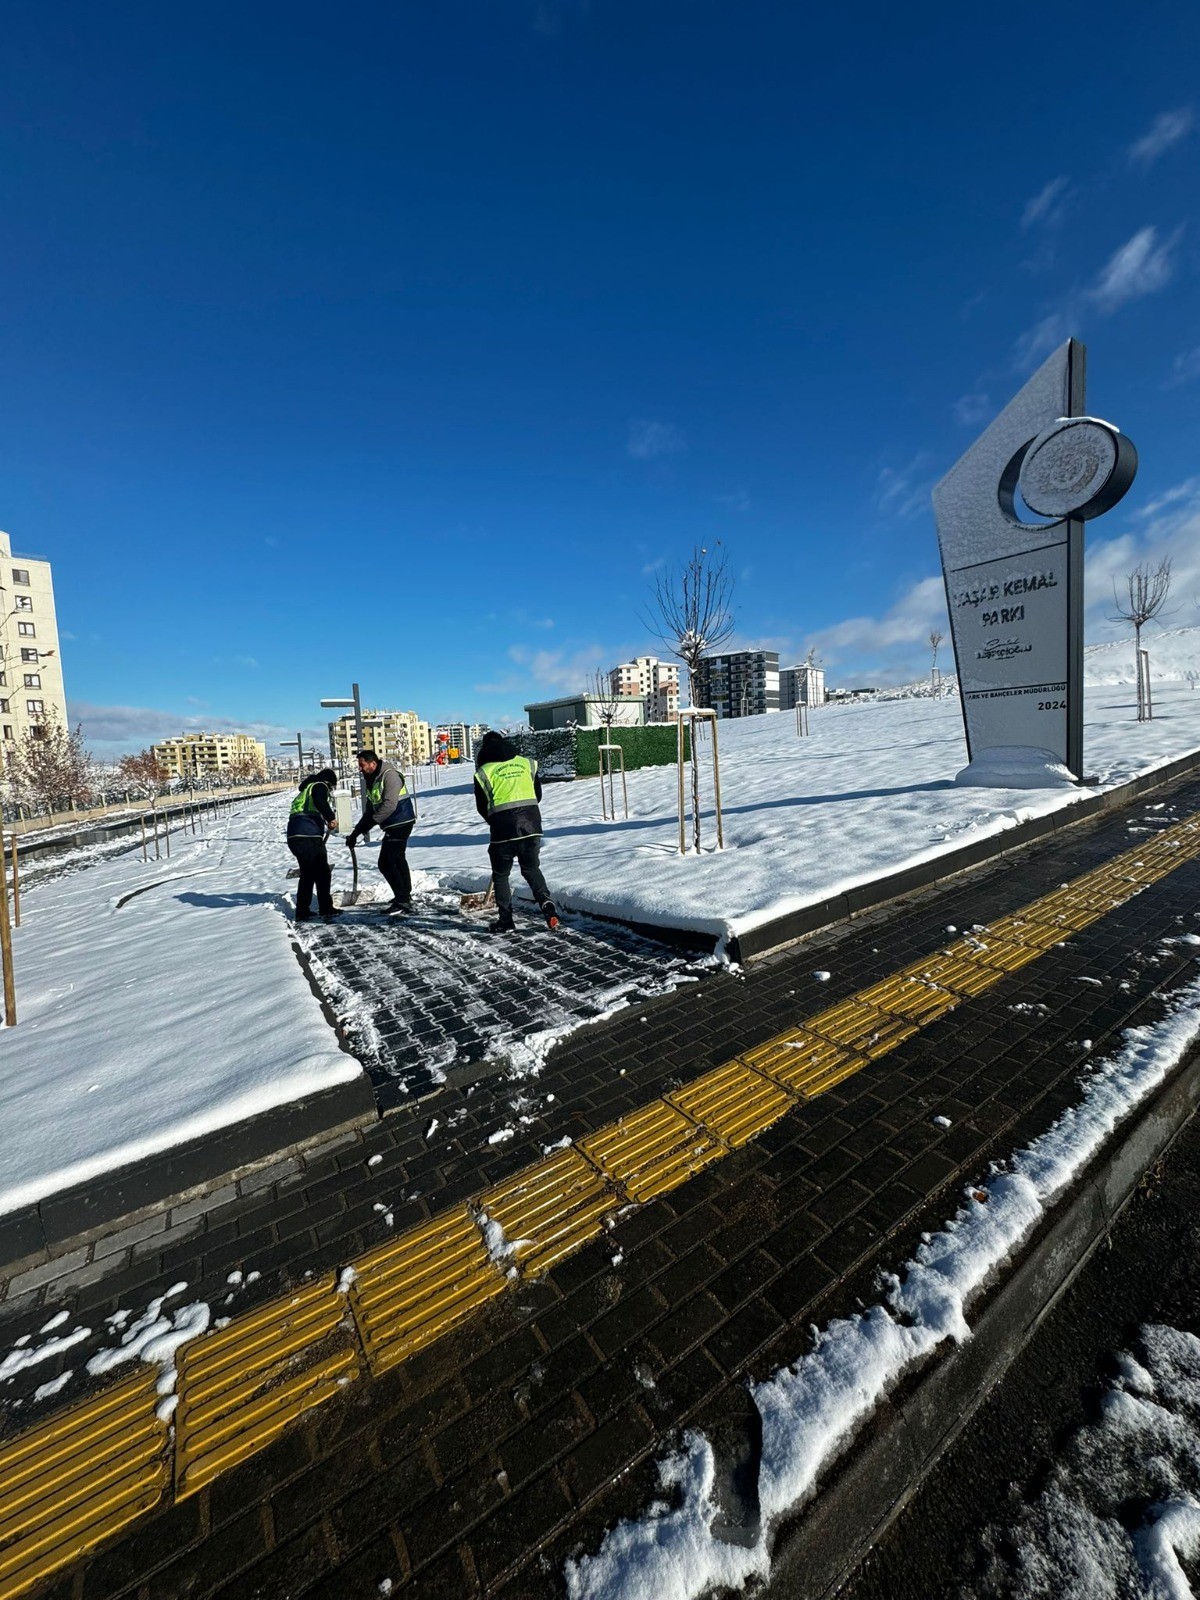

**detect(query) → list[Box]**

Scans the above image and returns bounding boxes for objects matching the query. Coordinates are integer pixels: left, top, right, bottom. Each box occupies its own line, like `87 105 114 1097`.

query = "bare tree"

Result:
6 712 95 815
644 544 735 707
644 546 735 853
586 668 621 733
1110 557 1172 720
929 628 945 697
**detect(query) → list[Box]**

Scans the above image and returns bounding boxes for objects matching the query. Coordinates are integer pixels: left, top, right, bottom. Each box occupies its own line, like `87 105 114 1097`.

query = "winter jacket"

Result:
287 777 336 840
354 761 416 834
474 732 543 841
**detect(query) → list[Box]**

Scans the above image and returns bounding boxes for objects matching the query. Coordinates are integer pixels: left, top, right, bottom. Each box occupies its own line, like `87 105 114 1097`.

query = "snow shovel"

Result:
343 836 364 906
460 876 495 912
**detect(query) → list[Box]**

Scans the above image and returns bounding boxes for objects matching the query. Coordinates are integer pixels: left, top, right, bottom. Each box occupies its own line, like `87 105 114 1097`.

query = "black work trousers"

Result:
288 837 333 917
488 836 550 910
378 823 415 903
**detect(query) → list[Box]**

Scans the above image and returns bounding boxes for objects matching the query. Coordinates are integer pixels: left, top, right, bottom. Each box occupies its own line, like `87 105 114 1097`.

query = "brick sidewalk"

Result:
3 777 1200 1599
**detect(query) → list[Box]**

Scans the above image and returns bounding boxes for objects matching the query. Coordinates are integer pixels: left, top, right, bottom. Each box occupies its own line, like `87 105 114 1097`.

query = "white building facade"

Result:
609 656 680 721
0 529 68 759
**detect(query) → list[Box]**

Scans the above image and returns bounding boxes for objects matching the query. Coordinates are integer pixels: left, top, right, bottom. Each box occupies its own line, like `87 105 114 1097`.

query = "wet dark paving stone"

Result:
295 895 713 1106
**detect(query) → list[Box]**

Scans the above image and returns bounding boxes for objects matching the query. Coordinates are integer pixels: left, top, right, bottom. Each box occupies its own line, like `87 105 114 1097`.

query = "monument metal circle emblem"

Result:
1000 415 1138 525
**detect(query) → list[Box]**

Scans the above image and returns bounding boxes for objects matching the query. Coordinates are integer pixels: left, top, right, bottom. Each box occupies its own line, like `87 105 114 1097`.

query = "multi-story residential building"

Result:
524 695 645 731
328 709 432 769
433 722 489 762
151 732 267 780
609 656 680 721
0 529 68 759
779 662 826 709
694 650 781 718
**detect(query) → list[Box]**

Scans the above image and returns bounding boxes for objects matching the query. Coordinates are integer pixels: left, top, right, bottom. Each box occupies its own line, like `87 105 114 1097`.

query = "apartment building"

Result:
328 709 432 768
780 662 826 709
0 529 68 758
151 732 267 779
694 649 781 718
609 655 680 721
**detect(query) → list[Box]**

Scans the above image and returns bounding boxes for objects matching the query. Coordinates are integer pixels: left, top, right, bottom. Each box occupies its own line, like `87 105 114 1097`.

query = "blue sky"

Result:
2 1 1198 756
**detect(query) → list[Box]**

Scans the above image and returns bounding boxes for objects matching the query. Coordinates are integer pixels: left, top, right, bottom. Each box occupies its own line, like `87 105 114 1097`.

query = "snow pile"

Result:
966 1325 1200 1600
954 746 1077 789
564 974 1200 1600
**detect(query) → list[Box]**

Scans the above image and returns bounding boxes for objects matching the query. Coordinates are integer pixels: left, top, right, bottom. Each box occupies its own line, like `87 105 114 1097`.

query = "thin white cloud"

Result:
717 490 752 513
68 700 329 756
1088 225 1182 314
874 454 934 521
1167 346 1200 387
627 419 686 461
797 576 950 687
953 392 992 428
1083 477 1200 643
1128 107 1194 169
1021 176 1071 231
1012 311 1071 372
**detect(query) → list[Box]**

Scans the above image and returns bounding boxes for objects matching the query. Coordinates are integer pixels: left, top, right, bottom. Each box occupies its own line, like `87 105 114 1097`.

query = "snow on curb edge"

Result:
564 972 1200 1600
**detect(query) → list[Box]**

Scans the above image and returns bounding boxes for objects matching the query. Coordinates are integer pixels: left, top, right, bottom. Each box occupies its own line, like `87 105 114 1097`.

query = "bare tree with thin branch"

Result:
643 545 735 852
644 544 735 707
928 628 945 697
586 668 621 733
1110 556 1172 720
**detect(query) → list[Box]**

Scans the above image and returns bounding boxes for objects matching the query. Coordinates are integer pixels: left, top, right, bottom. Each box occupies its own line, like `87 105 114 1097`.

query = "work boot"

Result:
321 907 343 920
489 905 516 935
542 900 560 931
386 899 414 915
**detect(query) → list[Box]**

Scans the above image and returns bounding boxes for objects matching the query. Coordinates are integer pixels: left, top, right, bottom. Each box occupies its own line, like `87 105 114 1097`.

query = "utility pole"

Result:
320 685 368 811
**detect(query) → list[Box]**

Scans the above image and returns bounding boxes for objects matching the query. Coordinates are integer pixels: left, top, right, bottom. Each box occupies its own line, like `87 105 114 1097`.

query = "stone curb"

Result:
0 1073 378 1281
727 744 1200 963
762 1035 1200 1598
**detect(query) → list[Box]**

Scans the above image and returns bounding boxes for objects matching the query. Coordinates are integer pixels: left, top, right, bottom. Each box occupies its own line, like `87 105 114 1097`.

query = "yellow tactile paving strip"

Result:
0 1369 167 1596
348 1205 505 1377
175 1277 356 1496
478 1148 615 1277
3 812 1200 1597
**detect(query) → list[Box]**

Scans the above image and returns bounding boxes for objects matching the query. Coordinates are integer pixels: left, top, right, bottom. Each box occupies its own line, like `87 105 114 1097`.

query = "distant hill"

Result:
1083 624 1200 685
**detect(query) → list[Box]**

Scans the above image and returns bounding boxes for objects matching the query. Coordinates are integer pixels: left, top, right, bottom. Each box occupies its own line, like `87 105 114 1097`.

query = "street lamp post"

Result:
319 682 366 810
278 734 305 778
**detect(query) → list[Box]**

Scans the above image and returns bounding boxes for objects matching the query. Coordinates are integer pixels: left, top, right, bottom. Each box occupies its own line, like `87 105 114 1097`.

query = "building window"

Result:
0 671 5 686
24 674 40 689
0 700 7 712
2 725 10 740
30 724 45 740
11 569 30 585
26 699 43 715
14 596 32 611
17 622 34 637
20 648 38 663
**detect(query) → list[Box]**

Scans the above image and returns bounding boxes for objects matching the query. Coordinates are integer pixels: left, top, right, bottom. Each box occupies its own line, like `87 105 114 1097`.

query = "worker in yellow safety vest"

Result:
473 731 559 933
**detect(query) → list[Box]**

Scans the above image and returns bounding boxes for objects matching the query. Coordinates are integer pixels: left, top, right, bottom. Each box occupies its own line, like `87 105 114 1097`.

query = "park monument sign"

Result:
932 339 1137 787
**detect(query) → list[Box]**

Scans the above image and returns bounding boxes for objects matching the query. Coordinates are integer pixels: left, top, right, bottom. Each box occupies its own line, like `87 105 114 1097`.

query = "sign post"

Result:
932 340 1136 785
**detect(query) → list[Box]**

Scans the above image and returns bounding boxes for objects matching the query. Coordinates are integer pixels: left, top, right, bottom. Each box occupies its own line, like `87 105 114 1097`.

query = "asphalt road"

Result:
837 1093 1200 1600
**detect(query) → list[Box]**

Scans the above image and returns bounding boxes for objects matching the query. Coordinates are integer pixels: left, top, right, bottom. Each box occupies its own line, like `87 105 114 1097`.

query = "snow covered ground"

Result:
0 799 360 1219
2 682 1196 1226
406 682 1200 946
1085 622 1200 687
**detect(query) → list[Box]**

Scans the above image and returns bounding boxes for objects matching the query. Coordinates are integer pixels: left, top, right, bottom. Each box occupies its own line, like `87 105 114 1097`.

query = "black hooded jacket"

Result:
287 772 337 840
473 732 543 839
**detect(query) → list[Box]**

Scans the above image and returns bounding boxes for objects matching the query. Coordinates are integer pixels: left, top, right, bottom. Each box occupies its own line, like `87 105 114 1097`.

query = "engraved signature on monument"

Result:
976 637 1032 662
